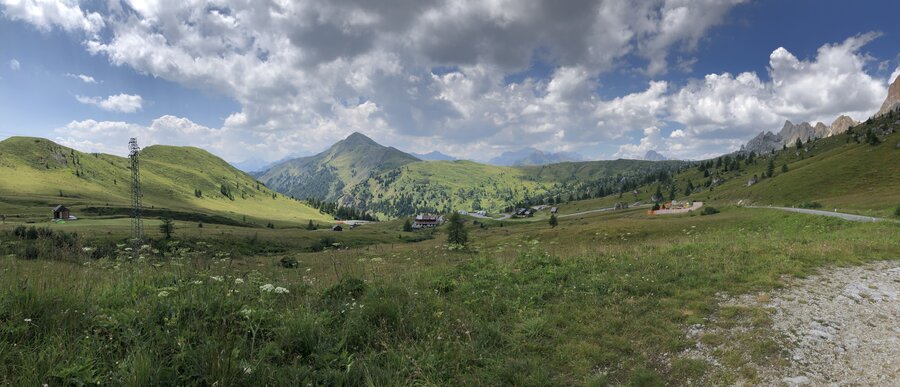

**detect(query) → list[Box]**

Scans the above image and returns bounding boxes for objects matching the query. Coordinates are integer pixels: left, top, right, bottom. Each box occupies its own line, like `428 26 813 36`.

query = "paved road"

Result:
746 206 886 223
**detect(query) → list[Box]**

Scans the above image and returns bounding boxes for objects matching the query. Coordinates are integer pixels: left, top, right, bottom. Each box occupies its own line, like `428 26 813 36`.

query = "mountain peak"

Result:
643 150 668 161
343 132 377 145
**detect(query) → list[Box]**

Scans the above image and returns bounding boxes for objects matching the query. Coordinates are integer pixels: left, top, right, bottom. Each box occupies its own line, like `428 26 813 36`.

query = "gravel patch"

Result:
683 260 900 385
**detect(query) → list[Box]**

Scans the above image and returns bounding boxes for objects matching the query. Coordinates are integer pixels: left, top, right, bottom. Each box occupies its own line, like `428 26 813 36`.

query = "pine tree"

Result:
159 216 175 240
403 218 413 232
766 159 775 178
684 180 694 196
306 220 316 230
781 163 788 173
548 214 558 228
447 212 468 246
795 138 803 150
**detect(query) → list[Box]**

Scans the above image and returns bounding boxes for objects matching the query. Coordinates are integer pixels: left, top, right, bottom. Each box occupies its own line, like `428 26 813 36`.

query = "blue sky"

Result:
1 0 898 166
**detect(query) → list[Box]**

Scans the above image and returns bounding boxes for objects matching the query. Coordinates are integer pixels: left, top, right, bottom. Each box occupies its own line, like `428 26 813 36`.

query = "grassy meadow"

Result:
1 205 897 385
0 137 332 227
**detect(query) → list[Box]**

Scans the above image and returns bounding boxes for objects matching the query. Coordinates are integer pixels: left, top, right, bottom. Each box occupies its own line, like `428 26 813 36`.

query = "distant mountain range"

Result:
256 132 685 217
232 155 303 174
487 147 585 166
409 151 456 161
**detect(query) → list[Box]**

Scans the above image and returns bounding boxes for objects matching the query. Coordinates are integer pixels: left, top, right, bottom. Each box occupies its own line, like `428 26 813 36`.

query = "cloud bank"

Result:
2 1 894 162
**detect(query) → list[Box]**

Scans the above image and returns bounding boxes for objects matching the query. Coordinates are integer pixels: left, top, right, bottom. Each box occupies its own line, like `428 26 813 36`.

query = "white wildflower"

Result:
274 287 290 294
157 291 170 297
239 307 253 318
24 318 32 322
210 276 224 282
190 280 203 285
259 284 275 293
234 278 244 284
81 247 94 253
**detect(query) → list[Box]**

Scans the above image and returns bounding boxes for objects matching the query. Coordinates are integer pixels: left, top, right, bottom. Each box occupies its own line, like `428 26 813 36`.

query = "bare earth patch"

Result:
682 260 900 386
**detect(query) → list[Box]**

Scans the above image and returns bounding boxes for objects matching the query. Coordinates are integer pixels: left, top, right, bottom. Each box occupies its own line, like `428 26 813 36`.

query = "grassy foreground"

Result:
0 208 897 385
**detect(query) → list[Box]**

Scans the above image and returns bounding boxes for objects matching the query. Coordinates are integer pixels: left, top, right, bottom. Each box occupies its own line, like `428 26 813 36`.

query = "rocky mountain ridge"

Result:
743 75 898 154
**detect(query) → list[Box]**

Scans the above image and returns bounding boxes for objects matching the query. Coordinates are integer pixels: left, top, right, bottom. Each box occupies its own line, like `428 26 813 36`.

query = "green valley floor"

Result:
1 206 897 385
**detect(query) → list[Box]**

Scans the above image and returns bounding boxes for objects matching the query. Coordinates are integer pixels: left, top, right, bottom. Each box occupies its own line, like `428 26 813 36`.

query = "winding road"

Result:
746 206 887 223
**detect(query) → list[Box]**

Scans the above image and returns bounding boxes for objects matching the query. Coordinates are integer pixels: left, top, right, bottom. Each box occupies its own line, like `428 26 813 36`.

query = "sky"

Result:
1 0 899 166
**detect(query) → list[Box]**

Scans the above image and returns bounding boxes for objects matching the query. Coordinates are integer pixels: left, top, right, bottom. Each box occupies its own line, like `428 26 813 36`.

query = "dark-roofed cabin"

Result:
52 205 70 220
331 225 343 232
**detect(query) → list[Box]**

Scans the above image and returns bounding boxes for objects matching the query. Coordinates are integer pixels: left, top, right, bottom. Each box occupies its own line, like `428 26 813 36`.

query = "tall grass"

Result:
1 209 897 385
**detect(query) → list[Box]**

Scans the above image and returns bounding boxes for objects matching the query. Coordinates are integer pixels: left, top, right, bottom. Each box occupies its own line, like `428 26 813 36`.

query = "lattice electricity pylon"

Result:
129 138 144 254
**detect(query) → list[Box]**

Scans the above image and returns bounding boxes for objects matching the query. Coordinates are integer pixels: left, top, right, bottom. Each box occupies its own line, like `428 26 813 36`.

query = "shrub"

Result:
20 243 39 260
894 206 900 217
798 202 823 209
651 203 661 211
279 256 298 268
700 206 720 216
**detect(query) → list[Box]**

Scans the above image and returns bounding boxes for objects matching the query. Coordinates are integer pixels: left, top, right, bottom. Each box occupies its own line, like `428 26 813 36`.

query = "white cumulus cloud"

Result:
8 58 19 70
1 0 104 34
75 93 143 113
67 73 97 83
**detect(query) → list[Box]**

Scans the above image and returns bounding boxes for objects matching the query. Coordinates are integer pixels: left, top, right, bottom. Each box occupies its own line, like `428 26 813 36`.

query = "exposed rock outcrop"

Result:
828 115 856 136
778 120 816 146
876 75 900 117
744 131 782 154
742 116 857 154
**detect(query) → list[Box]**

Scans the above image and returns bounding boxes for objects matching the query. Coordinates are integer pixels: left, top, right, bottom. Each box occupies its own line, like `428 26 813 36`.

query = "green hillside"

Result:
0 137 330 225
259 133 688 217
349 158 688 217
258 132 420 202
347 160 552 216
554 112 900 217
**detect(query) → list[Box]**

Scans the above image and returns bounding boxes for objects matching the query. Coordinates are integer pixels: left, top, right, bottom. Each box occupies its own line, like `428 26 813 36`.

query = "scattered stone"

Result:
782 375 810 386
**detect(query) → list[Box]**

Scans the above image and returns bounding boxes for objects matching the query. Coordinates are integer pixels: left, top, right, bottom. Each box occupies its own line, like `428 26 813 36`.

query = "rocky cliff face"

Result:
744 131 783 154
876 75 900 117
828 115 856 136
742 115 859 154
778 120 817 145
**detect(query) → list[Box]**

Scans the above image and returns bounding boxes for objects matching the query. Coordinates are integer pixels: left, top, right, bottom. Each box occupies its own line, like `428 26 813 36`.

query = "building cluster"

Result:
412 214 444 229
